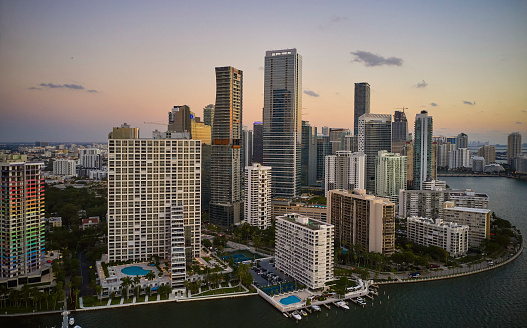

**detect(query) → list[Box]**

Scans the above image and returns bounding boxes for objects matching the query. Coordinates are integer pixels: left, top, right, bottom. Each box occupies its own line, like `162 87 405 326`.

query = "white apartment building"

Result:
449 148 471 169
79 148 102 168
53 159 77 176
325 151 365 196
407 217 469 257
399 189 489 219
375 150 407 203
443 204 491 248
244 163 271 229
107 130 201 289
275 213 334 289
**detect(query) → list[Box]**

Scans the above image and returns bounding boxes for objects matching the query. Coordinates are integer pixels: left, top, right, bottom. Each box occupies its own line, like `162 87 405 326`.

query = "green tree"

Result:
95 285 103 302
120 277 132 300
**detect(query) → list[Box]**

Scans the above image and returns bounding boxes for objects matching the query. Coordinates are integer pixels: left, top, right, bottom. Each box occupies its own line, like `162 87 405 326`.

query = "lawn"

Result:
199 285 245 296
136 295 146 302
110 297 122 305
160 294 169 300
82 295 107 307
123 297 134 304
0 305 36 314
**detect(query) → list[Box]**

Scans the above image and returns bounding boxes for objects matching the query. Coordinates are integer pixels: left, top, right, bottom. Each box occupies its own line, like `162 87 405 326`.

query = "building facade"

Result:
456 133 468 149
0 161 45 282
443 204 490 248
244 164 272 229
252 122 263 164
477 145 496 164
354 82 370 135
275 213 334 289
203 104 215 127
407 217 469 257
107 128 201 288
301 121 317 186
375 150 407 203
210 66 243 228
263 49 302 199
53 159 77 176
327 189 395 255
324 151 365 196
358 113 392 194
507 132 522 165
413 110 433 190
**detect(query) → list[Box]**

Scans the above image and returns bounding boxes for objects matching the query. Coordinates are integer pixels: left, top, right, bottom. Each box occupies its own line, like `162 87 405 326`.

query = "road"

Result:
77 251 93 297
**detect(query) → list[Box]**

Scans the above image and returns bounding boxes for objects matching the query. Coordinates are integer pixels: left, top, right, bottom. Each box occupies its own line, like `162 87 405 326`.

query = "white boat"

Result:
292 312 302 320
69 317 75 325
300 309 307 316
283 312 289 318
336 301 349 310
311 305 321 311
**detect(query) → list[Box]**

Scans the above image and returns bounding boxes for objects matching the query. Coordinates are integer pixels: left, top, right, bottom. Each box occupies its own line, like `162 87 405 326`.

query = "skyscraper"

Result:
1 160 45 283
375 150 407 203
392 110 408 154
456 133 468 149
477 145 496 164
210 66 243 228
252 122 263 164
241 127 253 168
168 105 192 135
244 163 271 229
263 49 302 199
203 104 215 126
325 151 365 196
413 110 433 190
358 113 392 194
301 121 317 186
354 83 370 135
507 132 522 165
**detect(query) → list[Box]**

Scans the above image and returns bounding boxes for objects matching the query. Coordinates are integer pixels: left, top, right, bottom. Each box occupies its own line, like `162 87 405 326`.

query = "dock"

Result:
365 294 374 300
369 289 379 296
323 303 331 310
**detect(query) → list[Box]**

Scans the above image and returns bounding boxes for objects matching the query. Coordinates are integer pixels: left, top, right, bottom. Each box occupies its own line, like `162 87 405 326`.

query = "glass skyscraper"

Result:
413 110 433 190
263 49 302 199
354 82 370 136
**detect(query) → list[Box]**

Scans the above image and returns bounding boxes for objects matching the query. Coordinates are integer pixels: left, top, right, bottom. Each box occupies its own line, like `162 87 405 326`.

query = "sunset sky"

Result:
1 1 526 144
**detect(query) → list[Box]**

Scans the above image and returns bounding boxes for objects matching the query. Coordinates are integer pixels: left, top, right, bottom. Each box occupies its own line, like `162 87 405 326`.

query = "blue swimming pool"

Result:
121 266 150 276
279 295 301 305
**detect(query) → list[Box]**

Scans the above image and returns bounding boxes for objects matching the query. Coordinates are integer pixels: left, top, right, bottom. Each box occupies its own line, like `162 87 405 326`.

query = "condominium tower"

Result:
324 151 365 196
263 49 302 199
358 113 392 194
507 132 522 164
107 127 201 288
244 164 271 229
0 160 45 283
375 150 407 203
413 110 433 190
210 66 243 228
354 83 370 135
327 189 395 255
301 121 317 186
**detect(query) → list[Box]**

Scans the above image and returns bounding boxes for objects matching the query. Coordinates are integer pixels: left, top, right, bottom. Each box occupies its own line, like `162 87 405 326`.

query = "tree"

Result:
133 276 141 297
203 239 212 249
158 285 172 299
0 284 7 308
145 271 156 282
95 285 103 302
22 284 31 307
236 264 253 287
120 277 132 300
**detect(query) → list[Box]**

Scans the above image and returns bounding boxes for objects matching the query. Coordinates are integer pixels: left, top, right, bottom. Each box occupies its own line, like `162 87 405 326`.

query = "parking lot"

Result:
251 258 293 288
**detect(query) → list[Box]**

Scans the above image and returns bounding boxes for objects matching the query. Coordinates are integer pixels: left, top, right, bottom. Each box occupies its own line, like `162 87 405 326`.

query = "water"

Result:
2 177 526 327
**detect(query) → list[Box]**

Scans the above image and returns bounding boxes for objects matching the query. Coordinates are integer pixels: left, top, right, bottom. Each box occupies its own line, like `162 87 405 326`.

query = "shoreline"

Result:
1 243 522 318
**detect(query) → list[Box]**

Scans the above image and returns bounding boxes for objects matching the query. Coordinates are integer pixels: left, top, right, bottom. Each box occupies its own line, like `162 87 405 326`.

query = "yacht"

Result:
292 312 302 320
300 309 307 316
69 317 75 325
311 304 321 311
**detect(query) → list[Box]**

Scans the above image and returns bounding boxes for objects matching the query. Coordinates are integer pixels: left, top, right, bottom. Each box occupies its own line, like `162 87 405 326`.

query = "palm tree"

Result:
120 277 132 300
30 287 40 310
0 284 7 308
145 271 156 281
95 285 103 302
133 276 141 297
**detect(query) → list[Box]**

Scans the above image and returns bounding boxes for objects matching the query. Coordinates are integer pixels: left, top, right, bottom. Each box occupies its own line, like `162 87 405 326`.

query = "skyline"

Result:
1 1 526 144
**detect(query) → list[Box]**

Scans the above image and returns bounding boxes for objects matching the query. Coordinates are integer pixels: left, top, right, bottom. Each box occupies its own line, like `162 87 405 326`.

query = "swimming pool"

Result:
279 295 301 305
121 266 150 276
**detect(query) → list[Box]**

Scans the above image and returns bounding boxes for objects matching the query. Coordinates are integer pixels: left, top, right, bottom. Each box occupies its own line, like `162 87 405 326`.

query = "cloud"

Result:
36 82 98 93
416 80 428 88
304 90 320 97
463 100 476 105
516 122 523 124
350 51 403 67
330 15 347 23
430 102 438 107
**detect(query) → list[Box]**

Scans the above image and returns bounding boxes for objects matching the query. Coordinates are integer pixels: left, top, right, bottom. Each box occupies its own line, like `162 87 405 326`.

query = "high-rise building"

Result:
210 66 243 228
354 83 370 135
402 140 414 189
406 217 468 257
108 123 139 139
438 143 456 168
342 132 358 153
301 121 317 186
507 132 522 165
107 127 201 288
79 148 102 169
358 113 392 194
168 105 192 135
449 148 471 169
317 135 331 182
375 150 407 203
263 49 302 199
203 104 215 127
413 110 433 190
242 127 253 168
327 189 395 255
442 203 491 248
0 161 45 283
275 213 334 289
53 159 77 176
392 110 408 154
325 151 365 196
456 133 468 149
244 164 271 229
477 145 496 164
252 122 263 164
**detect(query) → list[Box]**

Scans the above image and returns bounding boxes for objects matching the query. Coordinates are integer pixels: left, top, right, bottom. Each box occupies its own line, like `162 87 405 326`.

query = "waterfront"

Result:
2 177 526 327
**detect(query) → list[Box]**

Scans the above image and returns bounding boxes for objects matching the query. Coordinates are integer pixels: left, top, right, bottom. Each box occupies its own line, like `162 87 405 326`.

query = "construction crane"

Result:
393 107 408 113
144 121 166 125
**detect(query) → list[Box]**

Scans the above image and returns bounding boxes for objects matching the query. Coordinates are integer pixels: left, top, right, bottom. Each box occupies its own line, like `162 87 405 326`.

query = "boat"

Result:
336 301 349 310
292 312 302 320
69 317 75 325
300 309 307 316
283 312 289 318
311 304 321 311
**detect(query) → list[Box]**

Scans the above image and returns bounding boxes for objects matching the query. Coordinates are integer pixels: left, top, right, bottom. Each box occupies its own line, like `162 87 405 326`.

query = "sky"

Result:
1 0 526 144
